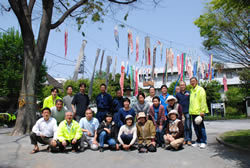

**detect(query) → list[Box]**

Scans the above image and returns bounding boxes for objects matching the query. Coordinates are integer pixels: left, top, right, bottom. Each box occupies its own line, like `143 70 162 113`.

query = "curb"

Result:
216 133 250 153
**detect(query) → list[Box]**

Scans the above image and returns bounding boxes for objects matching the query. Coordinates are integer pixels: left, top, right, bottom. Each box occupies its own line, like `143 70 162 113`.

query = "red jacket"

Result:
149 105 166 127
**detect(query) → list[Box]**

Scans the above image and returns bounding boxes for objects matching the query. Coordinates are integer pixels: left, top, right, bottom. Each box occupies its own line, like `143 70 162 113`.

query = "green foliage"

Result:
225 87 245 114
0 28 23 98
194 0 249 66
200 80 222 112
225 106 239 116
0 28 47 101
238 68 250 96
221 130 250 149
167 81 178 95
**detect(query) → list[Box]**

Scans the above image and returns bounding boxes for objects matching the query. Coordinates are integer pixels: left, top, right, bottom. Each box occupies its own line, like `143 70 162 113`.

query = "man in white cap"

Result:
189 77 209 149
164 110 184 151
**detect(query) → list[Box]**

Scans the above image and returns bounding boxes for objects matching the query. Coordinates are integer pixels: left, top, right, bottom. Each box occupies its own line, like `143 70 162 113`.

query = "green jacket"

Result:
43 95 62 109
57 120 82 142
189 85 209 115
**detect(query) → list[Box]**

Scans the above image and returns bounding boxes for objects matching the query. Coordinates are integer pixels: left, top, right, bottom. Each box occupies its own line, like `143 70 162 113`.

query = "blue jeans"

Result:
99 131 116 147
192 115 207 144
184 113 192 142
156 128 164 146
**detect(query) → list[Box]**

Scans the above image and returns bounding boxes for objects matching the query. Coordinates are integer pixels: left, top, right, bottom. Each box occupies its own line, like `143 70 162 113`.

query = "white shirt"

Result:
145 96 154 106
118 124 137 145
32 117 58 139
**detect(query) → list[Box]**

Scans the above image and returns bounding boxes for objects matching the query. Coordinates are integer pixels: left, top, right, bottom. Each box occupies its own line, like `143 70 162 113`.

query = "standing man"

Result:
176 81 192 145
145 87 156 106
43 87 62 109
63 85 74 112
189 77 209 149
96 83 112 123
71 83 89 122
123 86 137 108
159 85 170 116
30 108 57 154
56 111 83 152
112 88 124 125
50 99 67 124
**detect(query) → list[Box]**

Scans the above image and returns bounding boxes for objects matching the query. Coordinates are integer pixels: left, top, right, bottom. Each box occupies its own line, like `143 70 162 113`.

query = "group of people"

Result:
30 77 209 154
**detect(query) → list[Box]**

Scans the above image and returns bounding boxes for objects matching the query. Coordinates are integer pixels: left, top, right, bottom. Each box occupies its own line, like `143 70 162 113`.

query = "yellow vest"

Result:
43 95 62 109
57 120 82 142
189 85 209 115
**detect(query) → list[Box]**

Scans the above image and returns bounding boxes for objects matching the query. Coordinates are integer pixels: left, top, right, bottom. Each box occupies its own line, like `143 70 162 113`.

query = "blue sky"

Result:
0 0 210 79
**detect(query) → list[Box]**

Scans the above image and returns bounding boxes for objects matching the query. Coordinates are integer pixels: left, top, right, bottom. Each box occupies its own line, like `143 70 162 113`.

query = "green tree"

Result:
200 80 222 112
225 87 245 115
238 68 250 96
2 0 159 135
194 0 249 67
0 29 47 113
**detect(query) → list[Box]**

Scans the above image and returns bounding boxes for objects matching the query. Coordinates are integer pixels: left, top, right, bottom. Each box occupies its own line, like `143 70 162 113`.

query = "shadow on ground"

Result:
209 142 250 168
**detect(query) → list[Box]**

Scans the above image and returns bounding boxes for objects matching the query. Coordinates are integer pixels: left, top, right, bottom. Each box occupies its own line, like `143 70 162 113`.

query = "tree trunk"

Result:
10 0 54 136
11 40 37 135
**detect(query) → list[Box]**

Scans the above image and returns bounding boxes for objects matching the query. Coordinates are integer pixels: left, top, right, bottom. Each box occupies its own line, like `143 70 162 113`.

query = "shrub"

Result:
225 106 239 116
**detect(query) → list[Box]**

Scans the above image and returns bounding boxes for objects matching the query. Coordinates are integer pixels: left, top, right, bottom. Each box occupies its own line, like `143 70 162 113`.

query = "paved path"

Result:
0 119 250 168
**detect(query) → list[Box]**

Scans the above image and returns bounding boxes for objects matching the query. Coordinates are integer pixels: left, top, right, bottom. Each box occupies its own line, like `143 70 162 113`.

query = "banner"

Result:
64 29 68 57
88 48 101 99
136 36 139 63
114 25 119 49
120 62 125 96
145 36 151 65
73 40 87 81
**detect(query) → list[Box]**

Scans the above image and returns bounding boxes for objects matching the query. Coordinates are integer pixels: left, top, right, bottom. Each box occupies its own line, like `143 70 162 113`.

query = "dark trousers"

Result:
120 133 133 145
156 128 164 146
57 139 81 151
30 132 52 146
96 110 108 123
191 115 207 144
138 144 157 152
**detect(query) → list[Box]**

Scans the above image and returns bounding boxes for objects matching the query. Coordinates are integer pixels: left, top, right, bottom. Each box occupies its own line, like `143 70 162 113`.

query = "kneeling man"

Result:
30 107 57 154
57 111 82 152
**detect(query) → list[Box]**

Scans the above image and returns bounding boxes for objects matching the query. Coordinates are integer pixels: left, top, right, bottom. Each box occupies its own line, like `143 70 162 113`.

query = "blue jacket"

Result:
176 91 190 114
159 93 169 115
117 108 135 128
112 97 124 114
96 92 112 112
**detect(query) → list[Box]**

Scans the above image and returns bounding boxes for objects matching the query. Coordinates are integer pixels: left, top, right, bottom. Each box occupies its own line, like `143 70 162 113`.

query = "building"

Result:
138 63 245 93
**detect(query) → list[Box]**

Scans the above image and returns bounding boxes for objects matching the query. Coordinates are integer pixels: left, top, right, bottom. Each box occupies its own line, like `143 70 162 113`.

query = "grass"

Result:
204 114 249 121
220 130 250 149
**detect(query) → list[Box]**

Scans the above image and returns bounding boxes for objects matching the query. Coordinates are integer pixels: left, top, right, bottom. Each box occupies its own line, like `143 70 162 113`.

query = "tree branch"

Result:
108 0 137 4
50 0 88 29
58 0 73 17
28 0 36 14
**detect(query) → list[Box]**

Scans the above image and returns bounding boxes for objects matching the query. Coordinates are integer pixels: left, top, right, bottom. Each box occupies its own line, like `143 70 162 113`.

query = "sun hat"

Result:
137 112 146 120
168 110 179 118
166 95 178 103
124 115 133 122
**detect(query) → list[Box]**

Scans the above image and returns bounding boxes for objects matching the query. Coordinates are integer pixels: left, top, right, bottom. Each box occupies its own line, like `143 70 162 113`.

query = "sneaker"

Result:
183 141 187 145
99 147 104 152
161 144 166 149
187 141 192 146
192 142 200 147
165 145 172 150
79 147 85 152
200 143 206 149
